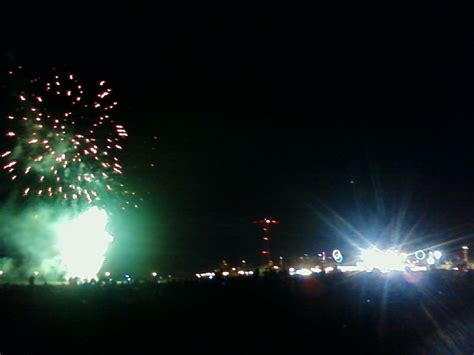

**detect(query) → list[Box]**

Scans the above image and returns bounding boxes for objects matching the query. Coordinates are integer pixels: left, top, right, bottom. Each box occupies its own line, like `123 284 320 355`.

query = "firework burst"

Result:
2 68 137 210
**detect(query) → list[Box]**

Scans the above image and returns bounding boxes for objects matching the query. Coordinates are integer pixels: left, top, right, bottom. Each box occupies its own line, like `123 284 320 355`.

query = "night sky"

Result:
1 1 474 275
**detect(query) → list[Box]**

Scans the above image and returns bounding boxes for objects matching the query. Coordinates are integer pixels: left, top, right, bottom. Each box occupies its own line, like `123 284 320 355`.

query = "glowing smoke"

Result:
56 207 113 280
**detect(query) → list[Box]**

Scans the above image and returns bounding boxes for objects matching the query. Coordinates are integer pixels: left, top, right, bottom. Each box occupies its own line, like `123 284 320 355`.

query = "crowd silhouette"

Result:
1 270 473 354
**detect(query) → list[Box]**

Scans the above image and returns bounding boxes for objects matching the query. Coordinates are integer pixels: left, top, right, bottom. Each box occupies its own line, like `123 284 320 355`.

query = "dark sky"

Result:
1 0 474 275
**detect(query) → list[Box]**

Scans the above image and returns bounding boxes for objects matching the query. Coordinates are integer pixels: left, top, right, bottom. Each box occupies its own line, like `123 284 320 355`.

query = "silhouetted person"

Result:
28 275 35 286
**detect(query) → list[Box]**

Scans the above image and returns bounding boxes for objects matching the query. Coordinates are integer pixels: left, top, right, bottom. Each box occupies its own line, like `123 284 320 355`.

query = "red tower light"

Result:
252 218 280 267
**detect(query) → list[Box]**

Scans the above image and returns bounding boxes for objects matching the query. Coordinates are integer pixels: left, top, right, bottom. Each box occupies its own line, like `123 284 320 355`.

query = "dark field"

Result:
1 271 474 354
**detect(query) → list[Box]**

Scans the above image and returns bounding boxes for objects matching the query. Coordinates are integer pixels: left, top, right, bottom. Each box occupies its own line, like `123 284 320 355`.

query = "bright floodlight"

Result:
433 251 442 260
462 246 469 250
359 248 407 272
152 272 157 277
56 207 113 281
104 271 111 277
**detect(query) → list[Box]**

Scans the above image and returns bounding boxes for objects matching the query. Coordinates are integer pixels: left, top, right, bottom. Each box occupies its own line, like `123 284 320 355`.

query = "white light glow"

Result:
338 265 359 272
197 272 215 279
295 268 312 276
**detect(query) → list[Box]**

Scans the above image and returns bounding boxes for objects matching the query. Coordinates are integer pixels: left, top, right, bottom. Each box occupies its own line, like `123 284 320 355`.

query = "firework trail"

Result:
1 67 137 210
